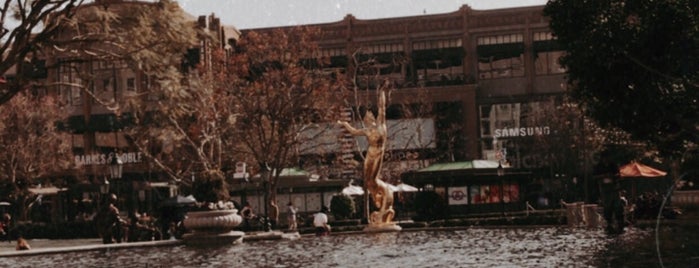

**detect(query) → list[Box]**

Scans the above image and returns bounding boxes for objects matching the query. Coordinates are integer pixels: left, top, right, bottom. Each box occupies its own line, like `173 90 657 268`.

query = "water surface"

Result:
3 227 651 268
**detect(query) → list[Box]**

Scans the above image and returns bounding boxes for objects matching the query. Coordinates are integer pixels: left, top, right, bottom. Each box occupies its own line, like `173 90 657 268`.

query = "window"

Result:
468 183 519 204
56 61 82 106
479 100 556 167
126 78 136 91
411 38 465 87
477 34 524 79
355 42 406 88
533 32 566 75
102 79 111 92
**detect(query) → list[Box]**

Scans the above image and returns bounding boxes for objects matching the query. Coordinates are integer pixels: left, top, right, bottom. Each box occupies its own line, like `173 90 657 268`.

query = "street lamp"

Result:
99 177 110 207
110 152 123 180
100 177 110 195
108 152 123 212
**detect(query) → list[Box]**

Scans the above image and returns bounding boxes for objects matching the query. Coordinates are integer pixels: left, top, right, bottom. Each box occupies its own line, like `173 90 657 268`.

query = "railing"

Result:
671 190 699 206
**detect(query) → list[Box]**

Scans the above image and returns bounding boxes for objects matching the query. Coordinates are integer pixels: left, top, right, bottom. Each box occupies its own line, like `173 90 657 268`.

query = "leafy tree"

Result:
544 0 699 158
225 27 346 211
125 47 239 203
0 0 85 105
0 92 74 220
46 0 197 112
526 97 643 202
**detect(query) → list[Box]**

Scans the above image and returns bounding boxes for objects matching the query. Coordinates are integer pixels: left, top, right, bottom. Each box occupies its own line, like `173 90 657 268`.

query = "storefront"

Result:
401 160 535 216
228 168 348 220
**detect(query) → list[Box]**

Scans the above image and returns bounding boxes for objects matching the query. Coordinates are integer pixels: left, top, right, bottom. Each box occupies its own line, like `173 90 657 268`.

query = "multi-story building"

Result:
246 5 570 214
28 3 571 221
39 0 240 220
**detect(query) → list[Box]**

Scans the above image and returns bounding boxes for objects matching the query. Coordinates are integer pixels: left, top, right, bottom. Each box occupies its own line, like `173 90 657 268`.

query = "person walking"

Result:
287 202 297 231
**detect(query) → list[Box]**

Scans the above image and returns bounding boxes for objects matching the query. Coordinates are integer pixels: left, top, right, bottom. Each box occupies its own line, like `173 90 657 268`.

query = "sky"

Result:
177 0 548 30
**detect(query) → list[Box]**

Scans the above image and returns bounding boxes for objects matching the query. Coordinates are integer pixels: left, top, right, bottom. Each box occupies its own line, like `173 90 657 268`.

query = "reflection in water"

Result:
3 227 652 267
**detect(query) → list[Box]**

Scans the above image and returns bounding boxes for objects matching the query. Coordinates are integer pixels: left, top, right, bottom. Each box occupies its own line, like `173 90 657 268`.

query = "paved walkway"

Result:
0 231 301 258
0 238 100 253
0 238 182 257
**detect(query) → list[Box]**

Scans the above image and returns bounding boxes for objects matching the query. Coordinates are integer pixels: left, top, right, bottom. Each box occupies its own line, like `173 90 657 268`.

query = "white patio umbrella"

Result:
342 180 365 196
392 183 419 192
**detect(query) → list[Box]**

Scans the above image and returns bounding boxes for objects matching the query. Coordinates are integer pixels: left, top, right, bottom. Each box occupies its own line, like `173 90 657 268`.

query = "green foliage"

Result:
544 0 699 157
0 93 74 218
191 170 229 203
413 191 447 221
0 0 83 105
330 194 356 220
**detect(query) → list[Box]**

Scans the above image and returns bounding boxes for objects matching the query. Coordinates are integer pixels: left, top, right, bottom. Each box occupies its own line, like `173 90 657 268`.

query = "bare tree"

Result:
124 47 241 202
226 27 346 207
0 0 85 105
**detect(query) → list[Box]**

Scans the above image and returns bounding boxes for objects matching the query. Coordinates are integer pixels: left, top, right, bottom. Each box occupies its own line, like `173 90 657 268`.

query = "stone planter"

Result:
182 209 244 246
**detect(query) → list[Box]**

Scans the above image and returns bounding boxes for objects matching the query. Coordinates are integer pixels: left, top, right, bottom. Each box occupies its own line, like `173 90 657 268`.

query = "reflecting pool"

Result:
3 227 652 267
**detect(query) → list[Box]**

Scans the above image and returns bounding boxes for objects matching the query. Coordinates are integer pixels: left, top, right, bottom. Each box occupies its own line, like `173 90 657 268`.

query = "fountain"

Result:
182 209 244 246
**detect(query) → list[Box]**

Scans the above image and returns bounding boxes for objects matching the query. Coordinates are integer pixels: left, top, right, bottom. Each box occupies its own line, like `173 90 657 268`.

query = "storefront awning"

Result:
417 160 501 172
28 187 67 195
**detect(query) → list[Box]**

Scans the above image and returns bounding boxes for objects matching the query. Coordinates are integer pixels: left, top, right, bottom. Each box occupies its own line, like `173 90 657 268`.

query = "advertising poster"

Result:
448 186 468 205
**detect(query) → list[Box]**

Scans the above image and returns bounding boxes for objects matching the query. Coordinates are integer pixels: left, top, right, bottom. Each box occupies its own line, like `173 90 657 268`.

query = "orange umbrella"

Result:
619 162 667 177
618 162 667 200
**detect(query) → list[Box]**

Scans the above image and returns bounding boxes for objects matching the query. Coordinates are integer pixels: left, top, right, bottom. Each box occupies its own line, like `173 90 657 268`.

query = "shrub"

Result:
413 191 447 221
191 169 229 203
330 194 356 220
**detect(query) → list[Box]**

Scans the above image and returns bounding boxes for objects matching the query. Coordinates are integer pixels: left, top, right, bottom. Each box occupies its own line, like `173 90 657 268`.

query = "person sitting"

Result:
313 206 331 236
240 202 254 231
1 213 11 242
16 236 30 251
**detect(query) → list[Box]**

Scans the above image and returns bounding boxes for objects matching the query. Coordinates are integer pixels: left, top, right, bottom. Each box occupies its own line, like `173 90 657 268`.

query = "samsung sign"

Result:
494 126 551 138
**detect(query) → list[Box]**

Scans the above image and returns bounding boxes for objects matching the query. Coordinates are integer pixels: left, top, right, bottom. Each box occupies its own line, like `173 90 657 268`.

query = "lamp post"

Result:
108 152 123 212
100 177 110 206
260 162 271 232
497 161 505 216
497 161 505 177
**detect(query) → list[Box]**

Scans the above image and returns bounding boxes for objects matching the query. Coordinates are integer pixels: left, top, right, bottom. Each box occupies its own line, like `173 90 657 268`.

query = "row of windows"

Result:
477 34 524 45
56 60 148 106
54 32 562 102
442 184 521 205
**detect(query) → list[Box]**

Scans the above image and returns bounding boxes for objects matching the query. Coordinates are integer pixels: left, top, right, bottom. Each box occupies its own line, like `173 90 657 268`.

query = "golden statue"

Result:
338 89 400 231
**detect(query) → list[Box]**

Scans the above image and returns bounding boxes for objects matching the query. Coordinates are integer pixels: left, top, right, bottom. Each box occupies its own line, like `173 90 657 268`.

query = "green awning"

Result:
418 160 501 172
419 161 474 172
278 167 310 177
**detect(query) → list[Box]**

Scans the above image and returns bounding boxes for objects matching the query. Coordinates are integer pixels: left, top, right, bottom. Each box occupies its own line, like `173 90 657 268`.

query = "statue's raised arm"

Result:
337 120 365 136
377 89 387 126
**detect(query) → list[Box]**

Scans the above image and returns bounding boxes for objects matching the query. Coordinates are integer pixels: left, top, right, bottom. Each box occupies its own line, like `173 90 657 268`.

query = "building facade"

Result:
246 5 571 213
38 0 241 221
248 5 567 173
28 3 570 221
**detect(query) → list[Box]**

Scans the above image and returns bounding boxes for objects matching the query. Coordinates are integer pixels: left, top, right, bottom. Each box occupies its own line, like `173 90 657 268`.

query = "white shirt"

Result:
313 212 328 227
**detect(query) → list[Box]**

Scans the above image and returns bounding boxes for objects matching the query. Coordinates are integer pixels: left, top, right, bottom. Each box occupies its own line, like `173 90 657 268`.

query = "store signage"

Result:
75 152 143 166
448 187 469 205
494 126 551 138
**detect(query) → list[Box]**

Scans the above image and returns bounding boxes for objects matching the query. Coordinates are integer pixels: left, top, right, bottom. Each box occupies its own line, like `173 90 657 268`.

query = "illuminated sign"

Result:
493 126 551 138
75 152 143 166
